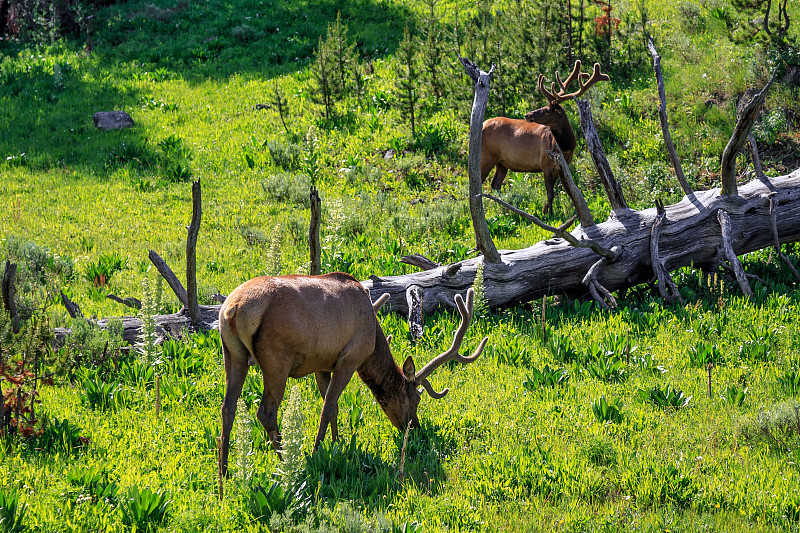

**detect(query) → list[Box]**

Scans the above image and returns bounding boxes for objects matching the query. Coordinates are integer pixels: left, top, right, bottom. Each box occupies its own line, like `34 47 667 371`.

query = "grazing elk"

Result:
217 272 487 477
481 61 609 213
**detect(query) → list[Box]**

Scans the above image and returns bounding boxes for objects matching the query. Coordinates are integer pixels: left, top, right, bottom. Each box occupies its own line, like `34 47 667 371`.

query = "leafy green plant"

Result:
31 417 88 455
591 395 624 423
523 365 569 391
546 334 581 364
688 342 724 367
721 384 748 407
248 479 311 523
0 488 26 533
66 465 119 504
82 253 127 287
587 345 627 383
632 352 667 375
636 385 691 410
121 487 172 530
79 370 130 411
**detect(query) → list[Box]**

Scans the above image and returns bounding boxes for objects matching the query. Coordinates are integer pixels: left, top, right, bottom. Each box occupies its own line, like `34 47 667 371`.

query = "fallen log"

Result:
364 169 800 314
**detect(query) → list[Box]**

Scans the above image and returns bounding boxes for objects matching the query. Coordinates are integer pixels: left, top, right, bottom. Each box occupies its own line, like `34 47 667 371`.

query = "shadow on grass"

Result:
94 0 414 81
0 0 416 173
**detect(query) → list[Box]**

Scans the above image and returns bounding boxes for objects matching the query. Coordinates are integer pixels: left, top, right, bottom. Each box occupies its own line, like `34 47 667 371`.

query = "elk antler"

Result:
372 293 390 313
414 288 488 398
538 60 610 104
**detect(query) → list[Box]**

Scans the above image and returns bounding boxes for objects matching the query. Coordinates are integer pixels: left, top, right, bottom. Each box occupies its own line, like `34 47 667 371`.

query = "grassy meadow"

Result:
2 0 800 531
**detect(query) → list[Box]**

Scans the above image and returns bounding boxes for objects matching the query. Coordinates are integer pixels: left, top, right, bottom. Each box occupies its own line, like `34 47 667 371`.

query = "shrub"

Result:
262 172 311 206
265 140 303 170
738 400 800 450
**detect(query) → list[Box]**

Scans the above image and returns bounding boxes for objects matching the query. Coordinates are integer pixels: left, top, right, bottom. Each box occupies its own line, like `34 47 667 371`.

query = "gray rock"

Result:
93 111 134 131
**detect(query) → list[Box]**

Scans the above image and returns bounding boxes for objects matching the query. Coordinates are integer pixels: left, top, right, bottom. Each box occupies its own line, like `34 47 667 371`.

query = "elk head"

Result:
525 60 609 124
365 288 488 432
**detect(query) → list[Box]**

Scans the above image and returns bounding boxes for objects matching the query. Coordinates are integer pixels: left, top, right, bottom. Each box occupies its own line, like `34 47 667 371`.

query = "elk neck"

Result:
356 319 406 402
549 115 577 164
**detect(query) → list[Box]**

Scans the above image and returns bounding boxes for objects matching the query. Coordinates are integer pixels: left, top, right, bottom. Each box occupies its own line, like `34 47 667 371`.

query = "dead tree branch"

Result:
148 250 188 307
545 148 595 227
576 99 629 209
647 35 693 195
721 66 780 195
649 200 684 303
717 210 753 298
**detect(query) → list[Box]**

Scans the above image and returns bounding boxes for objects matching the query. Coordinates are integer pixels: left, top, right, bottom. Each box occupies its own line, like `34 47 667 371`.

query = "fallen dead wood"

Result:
363 170 800 314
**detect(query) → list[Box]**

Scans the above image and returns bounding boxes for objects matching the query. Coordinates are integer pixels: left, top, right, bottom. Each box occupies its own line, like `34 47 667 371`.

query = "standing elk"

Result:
217 272 487 477
481 60 609 214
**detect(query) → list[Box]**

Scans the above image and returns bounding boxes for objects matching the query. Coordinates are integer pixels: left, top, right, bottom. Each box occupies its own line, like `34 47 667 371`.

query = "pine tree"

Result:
310 35 336 121
418 0 447 106
395 23 419 137
328 12 358 99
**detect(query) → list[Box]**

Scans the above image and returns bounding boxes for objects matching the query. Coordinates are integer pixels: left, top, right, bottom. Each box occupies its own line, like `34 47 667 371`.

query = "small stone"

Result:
93 111 134 131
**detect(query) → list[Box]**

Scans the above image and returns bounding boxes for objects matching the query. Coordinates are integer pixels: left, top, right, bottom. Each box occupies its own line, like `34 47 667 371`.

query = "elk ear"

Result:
402 356 416 381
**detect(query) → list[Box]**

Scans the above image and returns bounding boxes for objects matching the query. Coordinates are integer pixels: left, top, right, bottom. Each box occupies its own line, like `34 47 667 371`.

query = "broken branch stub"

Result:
148 250 188 307
310 186 322 275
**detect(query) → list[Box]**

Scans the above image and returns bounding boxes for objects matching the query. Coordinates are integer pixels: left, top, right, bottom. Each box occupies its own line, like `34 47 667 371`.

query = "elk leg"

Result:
219 337 250 478
257 369 289 455
490 164 509 190
314 371 338 442
544 168 557 214
481 155 497 183
313 361 357 451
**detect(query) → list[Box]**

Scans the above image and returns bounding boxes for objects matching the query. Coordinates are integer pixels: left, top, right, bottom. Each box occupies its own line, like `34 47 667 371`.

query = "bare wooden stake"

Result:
541 295 547 343
459 55 501 264
187 179 202 327
155 375 161 417
646 35 693 196
626 330 630 366
707 363 713 399
309 186 322 275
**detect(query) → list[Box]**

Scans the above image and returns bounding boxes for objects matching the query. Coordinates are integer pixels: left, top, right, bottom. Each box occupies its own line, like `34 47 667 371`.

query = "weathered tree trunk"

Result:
365 170 800 314
459 55 501 264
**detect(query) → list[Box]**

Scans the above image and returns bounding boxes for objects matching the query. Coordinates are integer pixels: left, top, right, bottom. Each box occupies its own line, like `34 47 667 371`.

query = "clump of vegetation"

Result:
738 400 800 450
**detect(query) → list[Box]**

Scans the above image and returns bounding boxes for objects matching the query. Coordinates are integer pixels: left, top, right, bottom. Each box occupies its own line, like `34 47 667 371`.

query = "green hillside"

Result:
1 0 800 530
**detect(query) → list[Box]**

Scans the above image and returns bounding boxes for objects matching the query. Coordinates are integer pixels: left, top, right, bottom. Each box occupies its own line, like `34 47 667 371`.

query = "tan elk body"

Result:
217 272 486 477
480 61 609 213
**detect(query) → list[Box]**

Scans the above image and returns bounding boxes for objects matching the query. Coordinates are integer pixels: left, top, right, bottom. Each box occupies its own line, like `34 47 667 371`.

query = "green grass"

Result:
2 0 800 530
